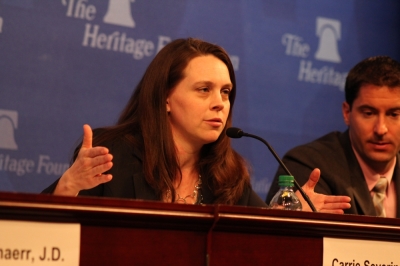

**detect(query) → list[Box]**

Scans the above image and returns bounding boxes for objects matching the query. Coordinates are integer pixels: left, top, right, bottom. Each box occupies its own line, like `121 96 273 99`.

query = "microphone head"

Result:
226 127 244 138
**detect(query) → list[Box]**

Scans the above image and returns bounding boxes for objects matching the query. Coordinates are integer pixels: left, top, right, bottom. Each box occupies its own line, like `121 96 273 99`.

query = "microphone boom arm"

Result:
243 132 317 212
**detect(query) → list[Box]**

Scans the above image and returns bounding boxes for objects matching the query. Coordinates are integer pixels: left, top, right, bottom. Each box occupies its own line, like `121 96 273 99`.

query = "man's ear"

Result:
342 101 350 126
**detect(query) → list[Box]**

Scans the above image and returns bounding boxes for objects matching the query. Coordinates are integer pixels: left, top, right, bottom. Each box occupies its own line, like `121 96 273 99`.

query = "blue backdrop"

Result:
1 0 399 200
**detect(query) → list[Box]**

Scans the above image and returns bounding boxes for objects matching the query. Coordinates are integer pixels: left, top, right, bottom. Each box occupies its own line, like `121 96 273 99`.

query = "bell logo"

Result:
314 17 341 63
103 0 135 28
0 109 18 150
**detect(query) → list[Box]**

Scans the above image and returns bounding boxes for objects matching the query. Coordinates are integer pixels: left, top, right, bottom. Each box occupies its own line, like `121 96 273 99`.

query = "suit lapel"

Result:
340 131 376 216
349 167 376 216
393 154 400 218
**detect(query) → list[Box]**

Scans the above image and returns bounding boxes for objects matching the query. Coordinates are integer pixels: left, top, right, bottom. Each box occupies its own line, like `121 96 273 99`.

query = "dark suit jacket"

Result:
43 135 267 207
265 130 400 217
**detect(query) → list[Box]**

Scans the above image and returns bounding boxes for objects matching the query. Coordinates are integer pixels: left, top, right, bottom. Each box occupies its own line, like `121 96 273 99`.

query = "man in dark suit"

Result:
266 56 400 218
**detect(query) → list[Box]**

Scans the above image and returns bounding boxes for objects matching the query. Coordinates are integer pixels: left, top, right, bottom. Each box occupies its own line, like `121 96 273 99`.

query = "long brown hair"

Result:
93 38 250 204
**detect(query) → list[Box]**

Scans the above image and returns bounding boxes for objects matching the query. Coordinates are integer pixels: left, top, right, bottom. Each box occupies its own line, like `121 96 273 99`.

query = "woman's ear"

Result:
166 98 170 112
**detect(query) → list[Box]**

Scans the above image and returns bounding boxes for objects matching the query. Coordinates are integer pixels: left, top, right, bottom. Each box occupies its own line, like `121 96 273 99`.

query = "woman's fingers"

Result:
81 124 93 149
53 124 113 196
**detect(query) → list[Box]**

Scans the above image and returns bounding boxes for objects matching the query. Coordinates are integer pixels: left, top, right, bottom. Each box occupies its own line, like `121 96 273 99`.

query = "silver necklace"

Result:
166 175 202 204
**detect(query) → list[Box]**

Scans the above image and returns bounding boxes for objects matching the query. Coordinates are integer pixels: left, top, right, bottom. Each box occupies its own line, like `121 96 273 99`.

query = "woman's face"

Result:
166 55 232 151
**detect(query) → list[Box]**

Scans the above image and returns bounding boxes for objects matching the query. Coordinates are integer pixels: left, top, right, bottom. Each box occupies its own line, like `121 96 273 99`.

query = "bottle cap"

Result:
278 175 294 187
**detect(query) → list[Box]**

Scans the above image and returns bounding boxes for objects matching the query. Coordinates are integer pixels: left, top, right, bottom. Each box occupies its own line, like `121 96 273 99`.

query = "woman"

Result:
43 38 350 211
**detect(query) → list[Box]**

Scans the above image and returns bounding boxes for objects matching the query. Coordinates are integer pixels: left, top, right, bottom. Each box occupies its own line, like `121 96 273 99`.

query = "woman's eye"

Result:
222 89 231 95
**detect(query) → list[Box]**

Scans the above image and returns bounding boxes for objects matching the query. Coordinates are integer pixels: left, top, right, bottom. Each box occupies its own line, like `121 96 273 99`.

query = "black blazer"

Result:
266 130 400 217
43 135 267 207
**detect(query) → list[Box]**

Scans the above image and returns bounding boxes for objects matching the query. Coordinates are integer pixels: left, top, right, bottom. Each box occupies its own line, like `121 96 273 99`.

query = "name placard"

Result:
323 237 400 266
0 220 80 266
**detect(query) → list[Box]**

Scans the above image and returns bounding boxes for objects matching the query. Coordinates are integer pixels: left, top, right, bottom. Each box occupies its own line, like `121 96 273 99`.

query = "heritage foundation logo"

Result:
60 0 240 69
281 16 347 90
61 0 172 60
103 0 135 28
0 109 69 177
0 109 18 150
315 17 341 63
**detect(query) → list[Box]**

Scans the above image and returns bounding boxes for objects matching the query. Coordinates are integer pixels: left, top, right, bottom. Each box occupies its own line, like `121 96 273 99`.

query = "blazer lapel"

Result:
340 131 376 216
131 149 158 201
393 154 400 218
200 180 215 204
132 171 159 201
350 174 376 216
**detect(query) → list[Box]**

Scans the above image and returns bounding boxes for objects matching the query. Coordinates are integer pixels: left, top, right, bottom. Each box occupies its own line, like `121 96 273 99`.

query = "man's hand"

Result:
297 168 351 214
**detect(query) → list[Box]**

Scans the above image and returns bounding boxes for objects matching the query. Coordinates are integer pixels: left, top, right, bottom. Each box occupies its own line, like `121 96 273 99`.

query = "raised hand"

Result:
297 168 351 214
53 124 113 196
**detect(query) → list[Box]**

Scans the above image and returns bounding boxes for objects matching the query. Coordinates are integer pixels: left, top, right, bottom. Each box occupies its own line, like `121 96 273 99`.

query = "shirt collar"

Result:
352 146 395 192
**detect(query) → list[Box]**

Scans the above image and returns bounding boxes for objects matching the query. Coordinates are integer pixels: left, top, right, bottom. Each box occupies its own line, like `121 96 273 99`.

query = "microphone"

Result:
226 127 317 212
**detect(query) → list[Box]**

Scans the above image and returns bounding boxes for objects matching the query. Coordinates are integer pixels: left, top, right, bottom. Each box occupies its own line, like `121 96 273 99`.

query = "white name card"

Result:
323 237 400 266
0 220 80 266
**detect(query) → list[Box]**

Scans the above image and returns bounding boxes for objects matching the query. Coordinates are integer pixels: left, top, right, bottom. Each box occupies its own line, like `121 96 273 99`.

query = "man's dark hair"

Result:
345 56 400 108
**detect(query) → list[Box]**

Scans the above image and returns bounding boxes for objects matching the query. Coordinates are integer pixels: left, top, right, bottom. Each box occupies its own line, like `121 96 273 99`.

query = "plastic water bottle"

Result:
269 175 302 211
